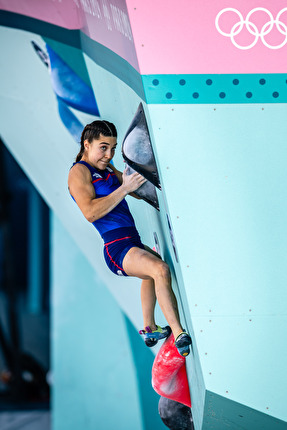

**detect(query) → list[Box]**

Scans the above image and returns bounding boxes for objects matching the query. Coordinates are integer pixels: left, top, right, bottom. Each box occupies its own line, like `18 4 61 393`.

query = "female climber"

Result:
68 120 192 356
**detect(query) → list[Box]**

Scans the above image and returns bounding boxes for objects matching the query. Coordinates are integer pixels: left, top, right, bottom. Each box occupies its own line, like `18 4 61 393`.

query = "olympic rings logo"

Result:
215 7 287 49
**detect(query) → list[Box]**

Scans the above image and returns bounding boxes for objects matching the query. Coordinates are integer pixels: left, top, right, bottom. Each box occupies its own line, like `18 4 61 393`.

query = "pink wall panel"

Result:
127 0 287 74
0 0 82 28
1 0 286 74
0 0 139 70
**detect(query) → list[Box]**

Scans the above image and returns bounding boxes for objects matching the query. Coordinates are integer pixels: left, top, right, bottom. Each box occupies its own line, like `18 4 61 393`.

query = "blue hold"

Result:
46 44 100 116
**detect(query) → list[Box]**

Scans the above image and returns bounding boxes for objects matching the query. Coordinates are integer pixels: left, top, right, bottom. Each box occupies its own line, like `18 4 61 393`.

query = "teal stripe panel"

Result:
143 74 287 104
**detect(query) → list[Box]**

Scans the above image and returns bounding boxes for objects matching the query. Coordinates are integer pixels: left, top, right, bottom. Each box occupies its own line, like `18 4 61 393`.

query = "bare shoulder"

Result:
68 163 91 185
68 162 95 202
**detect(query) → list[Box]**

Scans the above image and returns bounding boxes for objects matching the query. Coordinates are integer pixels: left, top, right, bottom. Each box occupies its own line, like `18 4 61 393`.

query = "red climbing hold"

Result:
152 333 191 408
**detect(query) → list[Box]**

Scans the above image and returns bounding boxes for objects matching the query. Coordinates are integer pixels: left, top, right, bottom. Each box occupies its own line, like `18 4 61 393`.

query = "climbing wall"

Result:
0 1 287 429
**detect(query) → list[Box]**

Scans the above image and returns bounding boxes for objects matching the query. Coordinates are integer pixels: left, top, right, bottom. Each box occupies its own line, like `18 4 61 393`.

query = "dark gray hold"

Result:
158 396 194 430
125 164 159 210
122 103 161 210
122 103 161 190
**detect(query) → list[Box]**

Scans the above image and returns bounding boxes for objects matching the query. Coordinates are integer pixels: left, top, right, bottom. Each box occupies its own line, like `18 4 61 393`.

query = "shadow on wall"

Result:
0 139 50 410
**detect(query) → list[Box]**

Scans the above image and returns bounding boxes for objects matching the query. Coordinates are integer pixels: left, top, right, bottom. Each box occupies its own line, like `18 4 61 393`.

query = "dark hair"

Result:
76 120 117 162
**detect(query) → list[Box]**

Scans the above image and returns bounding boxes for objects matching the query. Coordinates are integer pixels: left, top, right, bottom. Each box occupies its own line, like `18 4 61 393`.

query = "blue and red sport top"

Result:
72 161 137 239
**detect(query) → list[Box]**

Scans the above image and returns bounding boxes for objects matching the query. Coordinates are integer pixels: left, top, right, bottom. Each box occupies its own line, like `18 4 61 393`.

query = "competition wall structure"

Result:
0 1 287 429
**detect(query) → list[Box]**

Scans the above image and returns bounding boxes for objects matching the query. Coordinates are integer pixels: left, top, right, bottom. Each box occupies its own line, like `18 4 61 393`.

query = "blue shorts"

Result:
102 227 145 277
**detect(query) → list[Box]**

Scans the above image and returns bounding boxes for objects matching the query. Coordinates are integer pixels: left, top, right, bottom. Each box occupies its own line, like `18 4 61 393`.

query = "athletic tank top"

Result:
72 161 136 236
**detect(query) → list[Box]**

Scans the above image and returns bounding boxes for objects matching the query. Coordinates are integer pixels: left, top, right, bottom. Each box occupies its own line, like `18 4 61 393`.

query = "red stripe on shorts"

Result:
104 236 132 271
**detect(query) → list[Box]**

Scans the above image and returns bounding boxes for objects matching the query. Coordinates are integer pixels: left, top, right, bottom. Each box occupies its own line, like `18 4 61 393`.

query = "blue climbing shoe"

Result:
139 325 171 347
175 332 192 357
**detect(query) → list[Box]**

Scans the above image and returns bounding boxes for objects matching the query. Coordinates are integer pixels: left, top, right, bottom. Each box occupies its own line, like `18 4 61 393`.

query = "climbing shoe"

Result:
139 325 171 347
175 332 192 357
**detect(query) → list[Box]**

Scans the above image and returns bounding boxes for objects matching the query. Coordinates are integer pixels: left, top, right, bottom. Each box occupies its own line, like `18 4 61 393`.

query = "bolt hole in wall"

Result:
0 140 50 423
